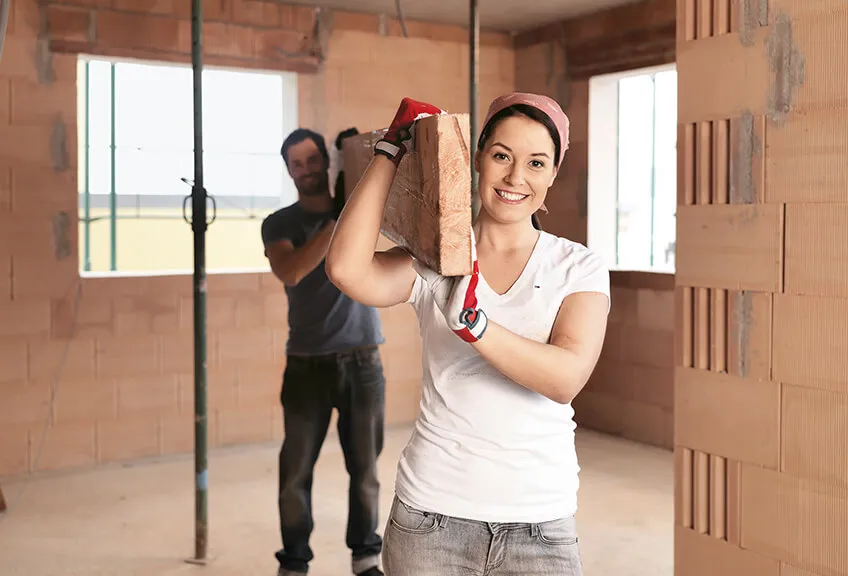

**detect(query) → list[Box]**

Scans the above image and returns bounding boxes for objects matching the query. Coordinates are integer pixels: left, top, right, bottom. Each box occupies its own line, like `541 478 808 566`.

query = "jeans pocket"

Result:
389 498 443 535
535 516 579 546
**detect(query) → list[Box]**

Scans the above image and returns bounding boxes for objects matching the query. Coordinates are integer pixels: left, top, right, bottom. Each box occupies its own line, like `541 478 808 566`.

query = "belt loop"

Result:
530 523 539 537
438 513 449 528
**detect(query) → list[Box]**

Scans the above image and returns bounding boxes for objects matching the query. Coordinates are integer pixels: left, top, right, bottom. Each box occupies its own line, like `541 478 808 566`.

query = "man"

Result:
261 128 386 576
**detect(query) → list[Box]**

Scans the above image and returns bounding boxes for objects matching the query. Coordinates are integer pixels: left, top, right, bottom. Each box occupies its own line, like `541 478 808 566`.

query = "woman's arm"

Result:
325 155 417 307
470 291 610 404
326 97 445 308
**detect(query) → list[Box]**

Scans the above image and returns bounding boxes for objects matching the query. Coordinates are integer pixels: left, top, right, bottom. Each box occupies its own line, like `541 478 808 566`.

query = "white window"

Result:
76 56 299 275
587 64 677 273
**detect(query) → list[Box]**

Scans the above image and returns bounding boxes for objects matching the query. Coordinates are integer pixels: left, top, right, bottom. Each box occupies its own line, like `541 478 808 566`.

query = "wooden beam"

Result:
342 114 473 276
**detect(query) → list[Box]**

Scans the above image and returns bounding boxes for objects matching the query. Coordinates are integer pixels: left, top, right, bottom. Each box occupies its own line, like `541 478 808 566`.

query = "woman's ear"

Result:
548 167 559 188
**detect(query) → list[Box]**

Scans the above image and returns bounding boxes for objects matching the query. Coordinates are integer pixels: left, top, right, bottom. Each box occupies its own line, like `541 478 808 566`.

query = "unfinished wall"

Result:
513 0 677 448
673 1 848 574
0 1 514 478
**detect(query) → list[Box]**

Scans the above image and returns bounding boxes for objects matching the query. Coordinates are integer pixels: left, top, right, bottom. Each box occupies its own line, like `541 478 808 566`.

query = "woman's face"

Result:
475 114 558 226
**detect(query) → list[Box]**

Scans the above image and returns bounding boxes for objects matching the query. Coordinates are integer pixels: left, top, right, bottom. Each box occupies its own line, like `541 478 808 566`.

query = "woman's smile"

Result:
495 188 529 204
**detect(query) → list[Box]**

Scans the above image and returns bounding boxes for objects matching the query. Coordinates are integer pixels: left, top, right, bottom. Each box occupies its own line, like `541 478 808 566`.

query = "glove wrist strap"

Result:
374 139 405 166
454 308 488 343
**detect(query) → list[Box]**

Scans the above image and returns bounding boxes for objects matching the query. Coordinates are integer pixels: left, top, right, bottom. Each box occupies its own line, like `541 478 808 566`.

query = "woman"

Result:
326 93 610 575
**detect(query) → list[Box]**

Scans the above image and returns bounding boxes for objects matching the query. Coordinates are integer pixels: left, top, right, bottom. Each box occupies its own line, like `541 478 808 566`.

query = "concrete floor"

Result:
0 426 673 576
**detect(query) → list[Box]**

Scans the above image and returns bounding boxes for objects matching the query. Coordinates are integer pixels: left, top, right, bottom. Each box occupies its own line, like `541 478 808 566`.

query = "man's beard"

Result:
296 171 329 197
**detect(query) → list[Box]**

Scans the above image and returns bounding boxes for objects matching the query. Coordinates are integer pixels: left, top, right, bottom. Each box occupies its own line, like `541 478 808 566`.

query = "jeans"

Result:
382 495 584 576
275 346 386 574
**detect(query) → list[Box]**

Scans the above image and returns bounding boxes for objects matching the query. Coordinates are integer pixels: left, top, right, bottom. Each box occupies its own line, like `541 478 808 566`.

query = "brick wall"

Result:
514 0 676 449
0 0 514 478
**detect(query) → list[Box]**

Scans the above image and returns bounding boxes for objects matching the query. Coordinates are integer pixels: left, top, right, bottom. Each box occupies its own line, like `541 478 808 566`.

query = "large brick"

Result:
0 298 52 338
96 335 160 378
116 374 180 416
29 422 97 472
47 376 118 425
9 78 77 126
44 6 94 45
0 339 28 382
96 11 181 53
96 417 160 463
27 338 97 382
10 163 76 214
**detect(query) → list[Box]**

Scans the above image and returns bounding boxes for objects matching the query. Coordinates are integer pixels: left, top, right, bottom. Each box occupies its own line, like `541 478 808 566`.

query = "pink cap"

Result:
480 92 570 167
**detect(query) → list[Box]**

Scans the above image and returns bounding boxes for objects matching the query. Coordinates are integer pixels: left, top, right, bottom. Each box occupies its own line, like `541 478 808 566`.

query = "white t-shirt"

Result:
394 230 610 523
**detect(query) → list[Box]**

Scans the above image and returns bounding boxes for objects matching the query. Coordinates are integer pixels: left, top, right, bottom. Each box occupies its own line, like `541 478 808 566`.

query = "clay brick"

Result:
235 297 264 328
27 338 97 382
0 79 9 125
206 271 260 293
232 0 279 27
96 11 181 53
215 405 274 446
784 203 848 297
161 332 199 373
0 298 52 338
0 124 56 168
12 258 78 300
279 4 315 33
264 291 289 323
254 28 306 61
217 326 273 363
51 293 113 339
0 339 27 382
44 6 93 45
112 0 176 16
29 422 96 472
47 376 117 425
10 163 76 214
96 417 160 463
9 78 77 127
117 374 180 416
96 335 160 378
636 288 675 332
0 424 29 476
235 364 281 408
159 413 194 454
172 0 232 21
180 295 235 329
621 326 675 368
0 36 75 83
179 367 238 412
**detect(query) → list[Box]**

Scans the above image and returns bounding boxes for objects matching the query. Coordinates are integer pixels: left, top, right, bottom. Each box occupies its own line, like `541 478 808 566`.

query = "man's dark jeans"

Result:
275 345 386 574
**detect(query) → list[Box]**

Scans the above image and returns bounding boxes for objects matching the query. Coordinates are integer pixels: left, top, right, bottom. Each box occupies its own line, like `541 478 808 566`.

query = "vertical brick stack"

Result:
674 0 848 573
0 0 515 479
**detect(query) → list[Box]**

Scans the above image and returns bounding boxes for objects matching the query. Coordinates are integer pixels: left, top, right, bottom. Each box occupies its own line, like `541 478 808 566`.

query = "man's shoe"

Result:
277 568 307 576
356 568 384 576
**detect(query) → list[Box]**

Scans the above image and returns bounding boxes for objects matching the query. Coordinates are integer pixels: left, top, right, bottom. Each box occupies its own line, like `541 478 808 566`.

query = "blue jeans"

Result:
275 346 385 574
382 495 584 575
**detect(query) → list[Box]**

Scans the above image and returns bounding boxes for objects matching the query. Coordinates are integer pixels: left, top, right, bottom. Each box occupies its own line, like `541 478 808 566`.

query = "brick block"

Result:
0 124 56 168
9 78 77 129
215 405 274 446
0 381 50 427
279 4 315 33
116 374 180 416
10 163 76 214
12 258 78 300
159 412 194 454
343 113 473 276
96 335 160 378
96 11 181 53
180 295 235 329
172 0 231 21
0 424 29 477
179 367 238 412
206 271 261 294
44 6 94 46
51 293 113 339
29 422 96 472
217 327 273 363
96 417 160 463
27 338 96 382
0 298 52 338
46 376 117 425
0 79 9 126
232 0 280 27
111 0 176 16
0 36 76 83
0 339 27 382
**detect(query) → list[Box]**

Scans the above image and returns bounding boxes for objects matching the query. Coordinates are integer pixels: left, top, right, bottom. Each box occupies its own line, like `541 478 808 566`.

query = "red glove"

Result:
375 97 445 166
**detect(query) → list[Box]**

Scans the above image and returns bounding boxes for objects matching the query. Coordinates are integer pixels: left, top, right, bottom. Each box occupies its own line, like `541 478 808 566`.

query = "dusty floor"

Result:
0 426 673 576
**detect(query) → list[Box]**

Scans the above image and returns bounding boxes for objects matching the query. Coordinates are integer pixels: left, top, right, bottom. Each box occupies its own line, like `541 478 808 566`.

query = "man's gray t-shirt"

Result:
261 203 384 356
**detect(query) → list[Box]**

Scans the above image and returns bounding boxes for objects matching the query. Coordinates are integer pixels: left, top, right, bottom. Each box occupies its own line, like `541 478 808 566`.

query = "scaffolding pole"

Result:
188 0 209 562
469 0 480 221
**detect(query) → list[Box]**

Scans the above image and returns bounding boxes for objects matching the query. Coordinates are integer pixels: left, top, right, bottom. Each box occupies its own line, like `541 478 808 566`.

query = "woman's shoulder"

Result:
539 231 607 271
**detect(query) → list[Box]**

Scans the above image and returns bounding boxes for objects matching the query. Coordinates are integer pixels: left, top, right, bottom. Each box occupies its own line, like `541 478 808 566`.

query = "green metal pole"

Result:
469 0 480 223
84 60 91 272
189 0 209 561
109 63 117 271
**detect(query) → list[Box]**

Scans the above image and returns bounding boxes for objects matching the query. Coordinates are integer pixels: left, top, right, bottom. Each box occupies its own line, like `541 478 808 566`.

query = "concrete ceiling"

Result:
283 0 645 34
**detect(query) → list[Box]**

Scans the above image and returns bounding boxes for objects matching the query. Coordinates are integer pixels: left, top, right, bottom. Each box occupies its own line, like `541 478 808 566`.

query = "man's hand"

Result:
374 97 446 166
412 230 488 343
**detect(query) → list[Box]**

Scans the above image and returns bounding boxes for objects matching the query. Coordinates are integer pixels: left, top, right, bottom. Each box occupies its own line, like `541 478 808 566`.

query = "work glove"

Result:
412 229 488 343
374 97 446 166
